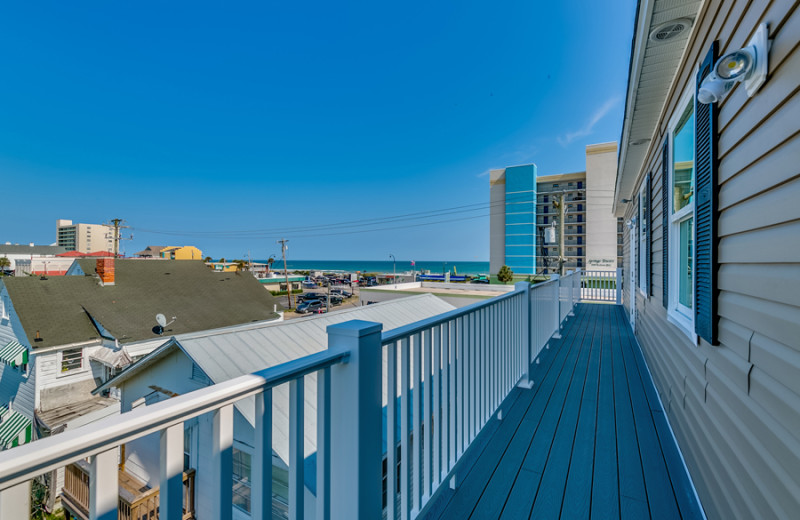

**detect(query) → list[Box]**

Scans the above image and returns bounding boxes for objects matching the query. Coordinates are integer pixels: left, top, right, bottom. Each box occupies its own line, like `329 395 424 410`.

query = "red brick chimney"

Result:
96 258 115 286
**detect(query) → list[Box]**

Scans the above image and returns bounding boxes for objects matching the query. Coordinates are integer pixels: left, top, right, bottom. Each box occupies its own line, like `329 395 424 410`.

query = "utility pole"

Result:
553 193 567 276
278 239 293 308
108 218 132 257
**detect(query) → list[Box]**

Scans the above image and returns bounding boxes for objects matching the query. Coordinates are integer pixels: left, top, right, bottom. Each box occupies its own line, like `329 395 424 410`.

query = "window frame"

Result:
232 447 252 514
638 181 648 296
59 347 85 376
667 86 697 341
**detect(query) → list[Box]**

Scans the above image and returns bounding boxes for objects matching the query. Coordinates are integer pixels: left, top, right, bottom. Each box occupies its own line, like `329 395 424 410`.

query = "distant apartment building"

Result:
490 143 622 276
55 219 113 254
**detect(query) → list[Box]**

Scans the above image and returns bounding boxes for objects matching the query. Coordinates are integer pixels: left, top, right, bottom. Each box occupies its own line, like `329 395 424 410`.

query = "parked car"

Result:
300 292 325 301
331 289 352 298
470 278 490 284
302 280 317 289
329 295 343 306
296 300 324 314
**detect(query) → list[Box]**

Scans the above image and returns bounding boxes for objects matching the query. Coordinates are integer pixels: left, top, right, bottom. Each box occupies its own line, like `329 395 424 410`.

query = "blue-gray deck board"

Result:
422 303 703 520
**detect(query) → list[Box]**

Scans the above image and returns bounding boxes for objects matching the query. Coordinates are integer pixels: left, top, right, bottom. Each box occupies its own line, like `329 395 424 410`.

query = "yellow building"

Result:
159 246 203 260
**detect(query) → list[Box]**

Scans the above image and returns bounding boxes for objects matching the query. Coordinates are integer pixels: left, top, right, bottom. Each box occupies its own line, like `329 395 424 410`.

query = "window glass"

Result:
673 103 695 213
679 217 694 309
233 448 252 513
61 348 83 372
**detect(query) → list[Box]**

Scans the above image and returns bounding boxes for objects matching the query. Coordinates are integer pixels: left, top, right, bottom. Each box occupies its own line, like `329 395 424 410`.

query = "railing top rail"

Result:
381 286 524 343
0 348 348 491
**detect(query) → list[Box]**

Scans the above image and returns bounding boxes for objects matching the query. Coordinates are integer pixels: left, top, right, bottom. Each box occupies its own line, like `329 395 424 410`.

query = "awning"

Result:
0 409 32 449
0 341 28 367
90 345 132 370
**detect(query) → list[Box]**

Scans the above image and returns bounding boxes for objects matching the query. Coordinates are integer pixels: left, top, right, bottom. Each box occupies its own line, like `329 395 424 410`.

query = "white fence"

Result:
580 268 622 303
0 276 586 520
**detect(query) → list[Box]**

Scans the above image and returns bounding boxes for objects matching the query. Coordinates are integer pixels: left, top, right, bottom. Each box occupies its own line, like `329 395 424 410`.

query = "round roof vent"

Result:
649 18 693 42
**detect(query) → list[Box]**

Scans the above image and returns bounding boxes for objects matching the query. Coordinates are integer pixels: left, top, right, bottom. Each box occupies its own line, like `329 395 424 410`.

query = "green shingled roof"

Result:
3 259 282 349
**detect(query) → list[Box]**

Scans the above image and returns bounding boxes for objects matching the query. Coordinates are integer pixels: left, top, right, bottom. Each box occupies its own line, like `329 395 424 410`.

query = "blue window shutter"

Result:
694 42 720 345
662 139 669 308
646 173 652 295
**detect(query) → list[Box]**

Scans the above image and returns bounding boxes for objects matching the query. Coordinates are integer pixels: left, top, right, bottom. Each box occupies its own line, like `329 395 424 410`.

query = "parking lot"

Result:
276 284 363 320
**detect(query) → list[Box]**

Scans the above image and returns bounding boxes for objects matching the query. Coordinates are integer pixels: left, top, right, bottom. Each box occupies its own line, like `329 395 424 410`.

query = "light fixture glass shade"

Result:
715 47 755 80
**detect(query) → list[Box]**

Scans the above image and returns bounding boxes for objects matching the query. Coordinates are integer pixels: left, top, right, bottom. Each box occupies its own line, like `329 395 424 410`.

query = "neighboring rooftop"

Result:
0 244 67 256
134 246 166 258
2 259 282 348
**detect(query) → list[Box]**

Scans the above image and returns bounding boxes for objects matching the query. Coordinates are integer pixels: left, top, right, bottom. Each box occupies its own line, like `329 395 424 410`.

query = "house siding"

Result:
0 286 36 423
622 2 800 519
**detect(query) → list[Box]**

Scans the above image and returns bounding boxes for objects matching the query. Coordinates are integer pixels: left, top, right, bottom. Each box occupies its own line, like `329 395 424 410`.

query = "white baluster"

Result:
432 325 441 490
387 341 397 520
400 336 411 519
212 404 233 520
90 448 118 520
316 372 330 520
160 423 183 520
253 390 274 520
412 332 422 514
289 377 304 520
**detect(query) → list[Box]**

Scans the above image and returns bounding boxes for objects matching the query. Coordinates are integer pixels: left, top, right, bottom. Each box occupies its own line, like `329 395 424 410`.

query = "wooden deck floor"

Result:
421 303 704 520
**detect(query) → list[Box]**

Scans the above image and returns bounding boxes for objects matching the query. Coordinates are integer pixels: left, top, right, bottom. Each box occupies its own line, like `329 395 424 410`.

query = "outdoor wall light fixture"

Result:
698 23 770 104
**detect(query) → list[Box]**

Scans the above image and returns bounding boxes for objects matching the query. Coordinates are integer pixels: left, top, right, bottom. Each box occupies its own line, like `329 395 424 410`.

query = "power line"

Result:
130 193 538 239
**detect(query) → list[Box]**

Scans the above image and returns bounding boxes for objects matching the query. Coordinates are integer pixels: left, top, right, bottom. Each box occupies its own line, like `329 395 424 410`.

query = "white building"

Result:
55 219 114 254
0 243 66 274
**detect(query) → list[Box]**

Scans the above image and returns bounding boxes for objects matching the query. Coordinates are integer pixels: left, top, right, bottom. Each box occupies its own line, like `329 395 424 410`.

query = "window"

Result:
61 348 83 372
0 294 8 320
232 448 252 513
543 195 549 203
577 247 583 256
577 214 583 223
638 181 648 294
543 216 548 224
577 181 583 189
184 428 192 470
577 225 582 234
543 206 549 214
668 91 696 335
552 183 558 188
577 204 583 211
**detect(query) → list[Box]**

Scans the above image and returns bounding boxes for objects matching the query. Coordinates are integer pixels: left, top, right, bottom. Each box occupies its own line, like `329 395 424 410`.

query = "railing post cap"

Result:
514 281 530 291
326 320 383 338
551 274 560 280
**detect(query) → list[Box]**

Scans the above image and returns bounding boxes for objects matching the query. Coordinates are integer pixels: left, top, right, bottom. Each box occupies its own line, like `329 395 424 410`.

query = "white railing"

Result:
580 268 623 304
0 348 354 520
0 280 581 520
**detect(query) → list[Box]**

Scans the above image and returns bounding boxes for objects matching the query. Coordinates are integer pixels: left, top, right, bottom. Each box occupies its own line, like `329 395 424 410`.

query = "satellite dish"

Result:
152 325 164 335
156 313 167 327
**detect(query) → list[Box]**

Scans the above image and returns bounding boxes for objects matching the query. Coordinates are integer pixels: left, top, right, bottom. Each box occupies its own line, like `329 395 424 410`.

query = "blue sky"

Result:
0 1 636 261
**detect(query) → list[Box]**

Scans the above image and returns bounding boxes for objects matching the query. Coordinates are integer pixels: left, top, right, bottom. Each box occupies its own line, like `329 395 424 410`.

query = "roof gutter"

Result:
614 0 653 217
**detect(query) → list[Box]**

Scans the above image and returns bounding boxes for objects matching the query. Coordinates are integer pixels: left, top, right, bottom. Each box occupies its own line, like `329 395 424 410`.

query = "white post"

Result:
551 274 562 339
316 372 330 520
89 448 118 520
159 423 184 520
0 481 30 520
326 320 383 520
515 282 534 389
616 267 623 305
566 270 575 317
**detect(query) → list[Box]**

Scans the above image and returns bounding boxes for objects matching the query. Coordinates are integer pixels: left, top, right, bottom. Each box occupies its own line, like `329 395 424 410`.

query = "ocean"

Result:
257 259 490 275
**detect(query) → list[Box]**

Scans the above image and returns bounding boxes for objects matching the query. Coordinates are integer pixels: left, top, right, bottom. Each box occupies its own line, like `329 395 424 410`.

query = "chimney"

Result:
96 258 115 286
